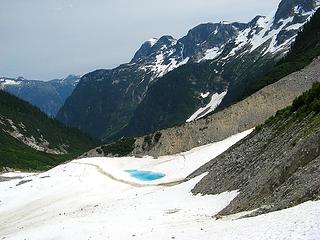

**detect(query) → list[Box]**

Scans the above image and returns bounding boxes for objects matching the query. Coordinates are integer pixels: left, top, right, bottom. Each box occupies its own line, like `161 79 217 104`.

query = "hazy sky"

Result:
0 0 280 80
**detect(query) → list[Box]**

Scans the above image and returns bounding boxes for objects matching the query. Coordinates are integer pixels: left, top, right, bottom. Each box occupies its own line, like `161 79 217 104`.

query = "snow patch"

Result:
199 47 222 62
0 129 319 239
0 130 252 240
247 8 317 55
285 22 305 31
0 79 21 87
0 172 37 178
186 90 227 122
200 92 210 98
147 38 158 47
148 54 190 80
180 56 190 65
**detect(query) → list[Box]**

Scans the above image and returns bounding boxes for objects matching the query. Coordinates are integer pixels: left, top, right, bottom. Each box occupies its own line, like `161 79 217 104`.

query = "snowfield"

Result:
1 129 320 240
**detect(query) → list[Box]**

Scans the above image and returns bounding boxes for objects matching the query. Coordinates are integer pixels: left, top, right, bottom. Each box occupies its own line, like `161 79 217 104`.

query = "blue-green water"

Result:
126 169 165 181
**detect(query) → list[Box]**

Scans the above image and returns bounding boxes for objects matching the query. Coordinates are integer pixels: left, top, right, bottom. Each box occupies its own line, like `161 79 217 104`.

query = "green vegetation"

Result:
259 82 320 130
291 82 320 115
0 132 71 171
248 9 320 95
0 90 97 171
101 137 136 157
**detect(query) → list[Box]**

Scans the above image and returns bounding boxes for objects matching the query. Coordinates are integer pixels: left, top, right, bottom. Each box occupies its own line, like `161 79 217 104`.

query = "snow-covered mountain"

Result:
0 75 80 117
57 0 320 140
130 36 189 80
131 0 319 75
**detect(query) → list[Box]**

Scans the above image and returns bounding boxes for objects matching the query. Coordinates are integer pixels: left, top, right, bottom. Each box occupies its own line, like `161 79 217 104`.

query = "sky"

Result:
0 0 280 80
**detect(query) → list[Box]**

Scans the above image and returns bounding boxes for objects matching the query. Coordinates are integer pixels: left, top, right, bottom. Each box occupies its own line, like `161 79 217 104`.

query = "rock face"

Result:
87 57 319 158
0 75 80 117
189 104 320 217
57 0 319 140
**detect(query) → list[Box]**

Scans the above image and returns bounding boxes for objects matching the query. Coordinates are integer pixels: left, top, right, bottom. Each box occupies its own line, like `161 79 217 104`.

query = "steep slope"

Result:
189 81 320 216
122 4 320 138
243 5 320 97
57 0 319 140
57 36 190 139
0 90 96 171
85 57 320 157
0 75 80 117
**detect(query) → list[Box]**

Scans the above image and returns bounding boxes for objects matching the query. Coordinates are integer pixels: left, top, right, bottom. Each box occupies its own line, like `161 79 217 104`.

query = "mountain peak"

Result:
57 0 320 141
274 0 319 22
62 74 80 81
131 41 154 63
147 38 158 47
154 35 177 47
131 35 178 63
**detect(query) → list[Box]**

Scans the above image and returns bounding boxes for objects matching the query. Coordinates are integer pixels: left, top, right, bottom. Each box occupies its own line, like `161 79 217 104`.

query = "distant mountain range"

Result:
0 75 80 117
56 0 320 141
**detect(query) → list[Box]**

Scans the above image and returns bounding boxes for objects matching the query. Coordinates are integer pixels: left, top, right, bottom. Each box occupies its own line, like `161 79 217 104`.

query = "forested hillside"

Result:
0 90 97 170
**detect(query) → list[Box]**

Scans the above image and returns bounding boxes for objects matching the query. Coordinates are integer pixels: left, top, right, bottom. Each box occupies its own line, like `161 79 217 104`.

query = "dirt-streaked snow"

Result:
0 129 319 240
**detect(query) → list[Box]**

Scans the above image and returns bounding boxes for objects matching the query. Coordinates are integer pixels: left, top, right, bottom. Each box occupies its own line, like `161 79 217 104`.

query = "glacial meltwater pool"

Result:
125 169 166 181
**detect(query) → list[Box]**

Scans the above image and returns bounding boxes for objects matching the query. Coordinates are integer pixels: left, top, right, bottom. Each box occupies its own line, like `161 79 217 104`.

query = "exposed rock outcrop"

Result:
189 110 320 217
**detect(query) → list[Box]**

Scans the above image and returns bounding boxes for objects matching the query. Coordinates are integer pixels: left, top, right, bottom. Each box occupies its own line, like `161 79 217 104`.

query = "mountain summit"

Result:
57 0 320 140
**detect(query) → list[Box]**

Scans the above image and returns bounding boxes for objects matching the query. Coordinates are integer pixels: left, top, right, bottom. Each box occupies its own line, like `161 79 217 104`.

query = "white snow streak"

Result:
200 92 210 99
199 47 222 62
147 38 158 47
187 90 227 122
0 79 21 86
